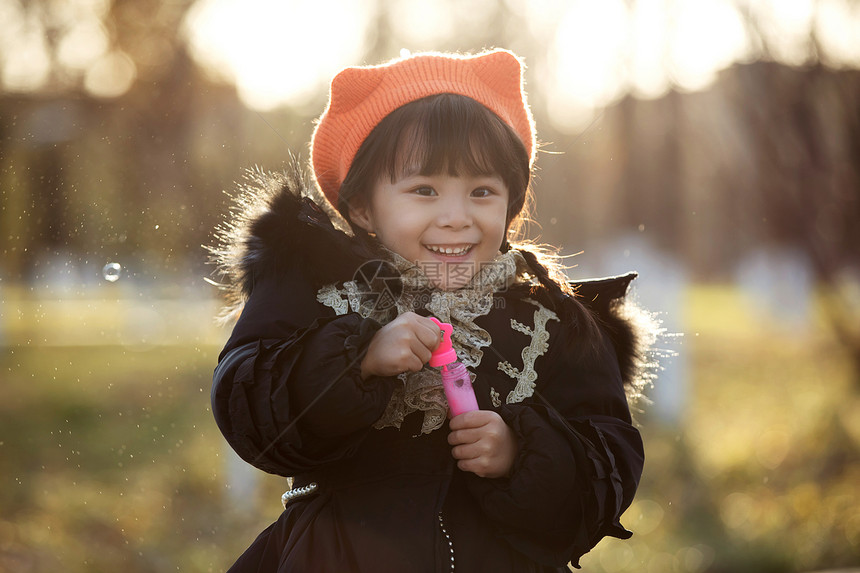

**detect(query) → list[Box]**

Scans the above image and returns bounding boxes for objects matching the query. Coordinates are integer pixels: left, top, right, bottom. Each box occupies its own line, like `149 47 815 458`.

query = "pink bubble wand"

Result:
429 317 479 416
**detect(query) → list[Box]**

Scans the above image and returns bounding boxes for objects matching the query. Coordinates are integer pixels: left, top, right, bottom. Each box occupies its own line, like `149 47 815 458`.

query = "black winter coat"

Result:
210 168 648 572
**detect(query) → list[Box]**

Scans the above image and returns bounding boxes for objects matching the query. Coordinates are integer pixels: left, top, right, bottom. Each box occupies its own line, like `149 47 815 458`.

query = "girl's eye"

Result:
471 187 494 198
412 186 436 197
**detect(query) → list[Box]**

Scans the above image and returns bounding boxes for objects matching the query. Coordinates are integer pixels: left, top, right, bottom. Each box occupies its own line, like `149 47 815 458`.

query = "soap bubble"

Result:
102 262 122 282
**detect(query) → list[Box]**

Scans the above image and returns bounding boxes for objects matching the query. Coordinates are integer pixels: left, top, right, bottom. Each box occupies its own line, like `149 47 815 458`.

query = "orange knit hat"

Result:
310 49 536 207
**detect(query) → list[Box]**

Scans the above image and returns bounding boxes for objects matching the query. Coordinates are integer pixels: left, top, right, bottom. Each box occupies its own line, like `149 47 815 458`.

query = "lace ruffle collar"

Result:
317 249 532 434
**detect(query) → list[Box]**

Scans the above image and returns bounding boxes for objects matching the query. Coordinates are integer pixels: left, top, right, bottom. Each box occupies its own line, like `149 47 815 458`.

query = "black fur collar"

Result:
208 160 371 315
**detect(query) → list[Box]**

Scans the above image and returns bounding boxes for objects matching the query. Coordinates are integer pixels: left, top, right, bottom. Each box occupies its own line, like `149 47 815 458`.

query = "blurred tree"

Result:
0 0 244 282
732 61 860 386
0 0 858 379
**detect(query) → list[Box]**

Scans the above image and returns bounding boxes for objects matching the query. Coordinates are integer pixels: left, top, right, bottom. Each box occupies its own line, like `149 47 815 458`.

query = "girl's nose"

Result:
436 195 472 229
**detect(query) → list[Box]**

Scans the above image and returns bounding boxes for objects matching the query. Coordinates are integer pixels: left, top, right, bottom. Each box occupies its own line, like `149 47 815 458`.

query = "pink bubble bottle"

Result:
429 318 479 416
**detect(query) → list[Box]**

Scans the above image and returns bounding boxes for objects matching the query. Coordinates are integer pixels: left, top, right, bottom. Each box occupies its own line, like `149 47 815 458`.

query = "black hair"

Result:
337 93 530 229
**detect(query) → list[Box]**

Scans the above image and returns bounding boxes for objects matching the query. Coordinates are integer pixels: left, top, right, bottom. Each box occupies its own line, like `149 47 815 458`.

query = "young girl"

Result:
210 49 652 572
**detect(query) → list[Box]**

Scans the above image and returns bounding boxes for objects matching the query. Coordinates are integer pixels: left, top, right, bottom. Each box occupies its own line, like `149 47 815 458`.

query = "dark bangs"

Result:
338 94 531 225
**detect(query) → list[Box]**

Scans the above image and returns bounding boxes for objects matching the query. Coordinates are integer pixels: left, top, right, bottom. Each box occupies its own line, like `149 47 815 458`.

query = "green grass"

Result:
1 286 858 572
0 345 286 572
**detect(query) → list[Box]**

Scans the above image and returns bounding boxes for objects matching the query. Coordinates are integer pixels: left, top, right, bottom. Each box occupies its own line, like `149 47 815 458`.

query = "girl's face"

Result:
350 171 509 291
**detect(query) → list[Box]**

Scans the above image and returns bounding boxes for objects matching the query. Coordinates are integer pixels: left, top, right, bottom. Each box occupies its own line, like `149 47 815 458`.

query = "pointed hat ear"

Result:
469 49 535 163
471 49 523 96
328 66 385 115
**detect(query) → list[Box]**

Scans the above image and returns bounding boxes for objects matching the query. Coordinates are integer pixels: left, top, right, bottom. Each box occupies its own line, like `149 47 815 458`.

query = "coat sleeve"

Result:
463 324 644 568
211 266 398 477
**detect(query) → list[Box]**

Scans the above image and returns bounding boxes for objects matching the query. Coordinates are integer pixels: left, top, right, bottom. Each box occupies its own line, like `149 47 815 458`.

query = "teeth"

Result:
427 245 471 255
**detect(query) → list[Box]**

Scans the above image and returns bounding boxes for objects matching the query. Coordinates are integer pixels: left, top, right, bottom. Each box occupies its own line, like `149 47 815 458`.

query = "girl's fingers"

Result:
414 316 443 351
457 458 503 478
447 427 478 447
454 452 505 478
396 344 426 373
394 312 441 356
451 445 470 461
407 354 426 373
410 337 433 365
447 411 518 478
449 410 491 432
450 442 489 461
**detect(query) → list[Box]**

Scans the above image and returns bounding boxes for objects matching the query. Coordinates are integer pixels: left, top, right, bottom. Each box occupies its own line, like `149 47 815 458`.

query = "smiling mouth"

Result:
424 244 474 256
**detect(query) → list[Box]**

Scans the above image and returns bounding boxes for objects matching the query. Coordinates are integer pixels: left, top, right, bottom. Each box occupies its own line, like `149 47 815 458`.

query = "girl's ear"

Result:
347 198 375 234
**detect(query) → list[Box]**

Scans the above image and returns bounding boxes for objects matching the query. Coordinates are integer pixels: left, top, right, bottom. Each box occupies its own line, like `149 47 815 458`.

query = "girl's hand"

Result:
360 312 441 379
448 410 518 479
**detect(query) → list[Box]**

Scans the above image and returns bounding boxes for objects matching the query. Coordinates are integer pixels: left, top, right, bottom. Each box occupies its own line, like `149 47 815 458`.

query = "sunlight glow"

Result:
547 0 751 131
750 0 816 66
183 0 372 111
816 0 860 67
389 0 452 46
1 7 51 92
58 18 109 71
84 51 137 99
629 0 671 99
548 0 628 130
390 0 501 50
178 0 860 120
668 0 751 91
554 0 628 108
0 0 128 96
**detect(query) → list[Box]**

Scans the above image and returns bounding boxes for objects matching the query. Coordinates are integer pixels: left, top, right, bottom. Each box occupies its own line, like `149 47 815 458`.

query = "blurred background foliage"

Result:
1 0 859 571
